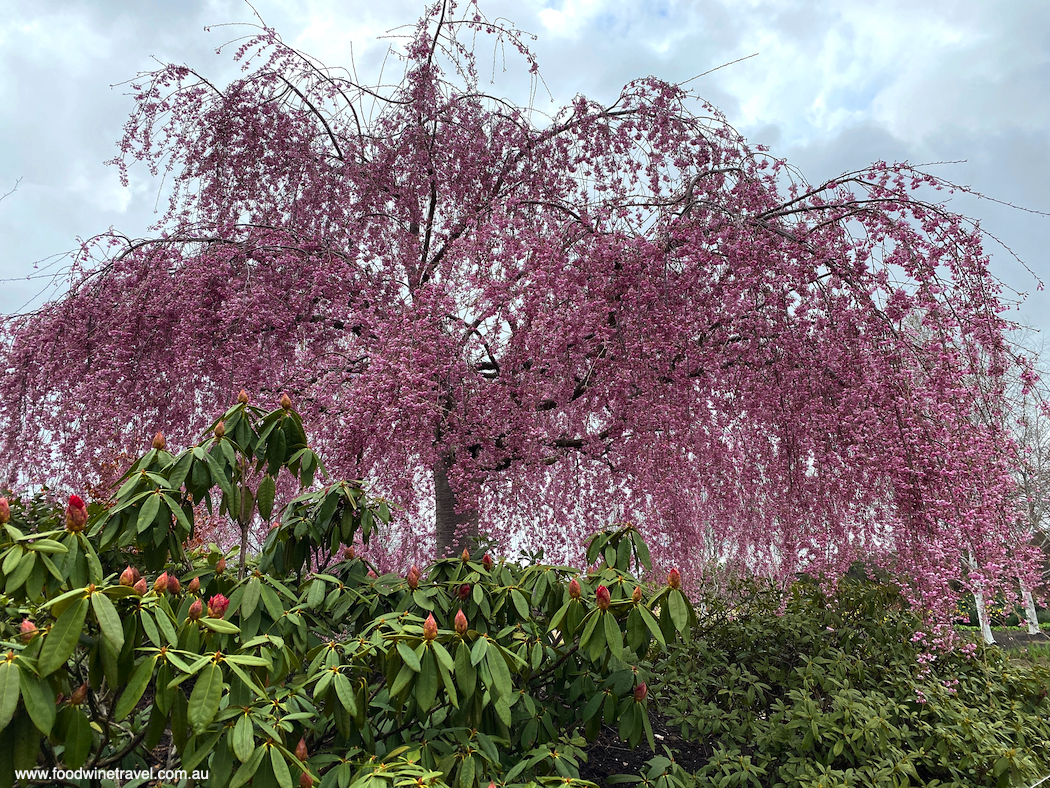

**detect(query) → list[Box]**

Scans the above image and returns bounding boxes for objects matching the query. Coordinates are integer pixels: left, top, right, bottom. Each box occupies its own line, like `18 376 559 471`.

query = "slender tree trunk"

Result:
433 453 478 557
973 590 995 645
1021 580 1041 635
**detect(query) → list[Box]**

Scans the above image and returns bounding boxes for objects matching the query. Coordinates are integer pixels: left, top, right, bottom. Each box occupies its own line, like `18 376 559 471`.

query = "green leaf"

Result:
241 577 262 619
64 707 93 768
137 493 162 534
511 589 530 619
397 640 422 672
230 742 265 788
271 744 294 788
188 662 223 734
23 539 68 554
668 590 688 633
38 596 88 676
333 672 358 716
139 609 161 647
604 610 623 660
486 649 513 701
91 591 125 652
17 666 54 735
115 656 157 721
0 662 20 731
636 605 666 647
232 713 255 763
202 618 241 635
257 475 276 521
414 648 439 711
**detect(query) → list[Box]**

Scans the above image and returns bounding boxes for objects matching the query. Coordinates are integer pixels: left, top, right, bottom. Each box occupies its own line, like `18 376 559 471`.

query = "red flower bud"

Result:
65 494 88 533
634 682 648 702
482 554 494 571
133 578 148 596
632 586 642 604
0 497 10 526
458 583 471 601
460 547 470 563
344 545 356 560
596 585 611 611
667 567 681 590
188 599 203 621
152 431 166 450
19 619 37 643
214 421 226 439
454 608 468 635
295 737 309 762
368 569 378 579
207 593 230 618
187 576 200 594
407 566 420 590
119 566 137 587
216 558 226 574
568 577 581 599
167 575 181 595
153 572 169 594
237 389 250 404
280 393 292 410
423 613 438 641
70 682 89 706
300 773 314 788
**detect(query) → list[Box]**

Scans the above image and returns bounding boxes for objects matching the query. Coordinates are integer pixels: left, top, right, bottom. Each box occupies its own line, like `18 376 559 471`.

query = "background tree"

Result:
0 1 1037 608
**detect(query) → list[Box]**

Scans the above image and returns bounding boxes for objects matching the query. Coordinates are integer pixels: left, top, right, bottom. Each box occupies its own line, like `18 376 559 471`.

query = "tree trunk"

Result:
973 590 995 645
433 453 478 557
1021 580 1041 635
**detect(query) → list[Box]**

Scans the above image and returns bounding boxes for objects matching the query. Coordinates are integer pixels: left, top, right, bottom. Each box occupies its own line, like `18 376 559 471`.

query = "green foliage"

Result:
655 576 1050 788
0 397 687 788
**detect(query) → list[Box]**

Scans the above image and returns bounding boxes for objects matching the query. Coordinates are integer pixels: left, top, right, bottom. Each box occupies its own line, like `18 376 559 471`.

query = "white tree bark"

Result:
1021 581 1041 635
973 590 995 645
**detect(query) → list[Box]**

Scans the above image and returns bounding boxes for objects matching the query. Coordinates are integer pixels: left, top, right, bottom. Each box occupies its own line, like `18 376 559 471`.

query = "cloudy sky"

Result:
2 0 1049 347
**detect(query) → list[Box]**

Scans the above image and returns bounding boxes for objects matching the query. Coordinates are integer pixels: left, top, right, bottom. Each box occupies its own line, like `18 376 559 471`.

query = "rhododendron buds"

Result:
167 574 181 595
596 585 611 610
0 498 10 526
214 421 225 439
300 773 314 788
152 431 166 450
70 683 89 706
216 558 226 574
407 565 420 590
187 576 200 594
458 583 471 601
344 545 356 560
237 389 249 404
133 578 148 595
119 566 137 586
632 586 642 604
568 577 581 599
454 608 468 635
461 547 470 563
368 569 378 579
207 594 229 618
153 572 170 594
19 619 36 643
295 737 308 762
280 393 292 410
482 553 494 571
188 598 203 621
423 613 438 641
65 494 88 533
634 682 648 702
667 568 681 590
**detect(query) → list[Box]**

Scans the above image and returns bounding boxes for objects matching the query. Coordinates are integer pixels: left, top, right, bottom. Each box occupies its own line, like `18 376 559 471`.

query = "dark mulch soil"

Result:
579 714 708 787
986 629 1050 652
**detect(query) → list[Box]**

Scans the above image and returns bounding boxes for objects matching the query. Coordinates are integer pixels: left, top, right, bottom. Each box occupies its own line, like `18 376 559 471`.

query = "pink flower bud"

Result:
214 421 225 439
569 577 581 600
216 558 226 574
407 566 420 590
119 566 137 587
458 583 471 601
153 572 169 594
19 619 37 643
152 431 166 450
70 682 89 706
482 554 494 571
280 393 292 410
344 545 356 560
423 613 438 641
237 389 250 404
454 608 468 635
460 547 471 563
188 599 203 621
596 585 611 611
632 586 642 604
368 569 378 579
187 576 200 594
667 567 681 590
207 594 230 618
295 737 308 762
65 494 88 533
300 773 314 788
634 682 648 702
133 578 148 596
167 575 181 595
0 498 10 526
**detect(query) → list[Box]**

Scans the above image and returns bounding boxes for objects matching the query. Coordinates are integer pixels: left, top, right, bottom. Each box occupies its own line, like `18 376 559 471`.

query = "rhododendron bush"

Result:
0 1 1039 610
